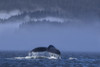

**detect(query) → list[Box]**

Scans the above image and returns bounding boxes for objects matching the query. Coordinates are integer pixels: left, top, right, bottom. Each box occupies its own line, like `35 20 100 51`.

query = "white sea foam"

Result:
69 57 77 60
14 52 61 60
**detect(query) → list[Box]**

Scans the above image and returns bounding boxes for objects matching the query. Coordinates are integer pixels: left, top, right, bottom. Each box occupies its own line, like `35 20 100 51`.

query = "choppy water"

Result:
0 51 100 67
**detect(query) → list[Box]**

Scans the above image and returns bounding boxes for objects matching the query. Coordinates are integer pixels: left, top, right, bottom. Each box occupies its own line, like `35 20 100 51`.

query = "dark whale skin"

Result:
31 45 61 55
47 45 61 55
31 47 47 52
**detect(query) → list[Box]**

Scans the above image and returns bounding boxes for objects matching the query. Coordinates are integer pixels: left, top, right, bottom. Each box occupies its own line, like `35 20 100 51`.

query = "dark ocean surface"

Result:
0 51 100 67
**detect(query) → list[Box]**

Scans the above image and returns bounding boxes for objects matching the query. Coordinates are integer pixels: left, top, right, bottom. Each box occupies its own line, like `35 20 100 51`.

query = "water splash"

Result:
14 51 61 60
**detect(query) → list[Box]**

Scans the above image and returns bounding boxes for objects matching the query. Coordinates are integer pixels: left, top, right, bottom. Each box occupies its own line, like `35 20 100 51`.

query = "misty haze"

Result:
0 0 100 67
0 0 100 52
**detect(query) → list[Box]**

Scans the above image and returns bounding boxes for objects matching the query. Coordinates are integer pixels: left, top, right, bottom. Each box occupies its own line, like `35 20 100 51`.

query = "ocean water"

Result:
0 51 100 67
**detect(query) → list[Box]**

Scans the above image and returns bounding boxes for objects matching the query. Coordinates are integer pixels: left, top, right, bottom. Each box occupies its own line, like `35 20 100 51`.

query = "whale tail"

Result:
48 45 55 49
29 45 61 59
47 45 61 55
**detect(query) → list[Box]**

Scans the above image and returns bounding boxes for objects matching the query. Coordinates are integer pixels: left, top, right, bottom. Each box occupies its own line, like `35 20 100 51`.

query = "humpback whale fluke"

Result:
31 47 47 52
31 45 61 55
29 45 61 59
47 45 61 55
15 45 61 60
